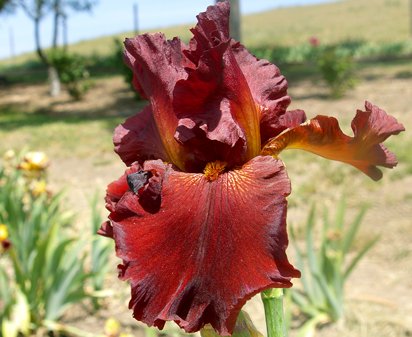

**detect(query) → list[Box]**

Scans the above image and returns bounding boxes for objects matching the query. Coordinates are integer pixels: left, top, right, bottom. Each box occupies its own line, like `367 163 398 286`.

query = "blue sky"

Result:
0 0 334 59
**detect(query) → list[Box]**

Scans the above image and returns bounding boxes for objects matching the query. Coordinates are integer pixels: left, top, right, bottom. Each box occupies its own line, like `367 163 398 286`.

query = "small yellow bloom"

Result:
3 149 16 161
104 318 121 337
30 180 48 197
0 224 8 242
19 152 49 171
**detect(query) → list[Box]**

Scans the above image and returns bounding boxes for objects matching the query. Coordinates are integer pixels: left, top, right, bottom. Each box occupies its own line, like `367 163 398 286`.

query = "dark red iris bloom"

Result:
99 2 404 335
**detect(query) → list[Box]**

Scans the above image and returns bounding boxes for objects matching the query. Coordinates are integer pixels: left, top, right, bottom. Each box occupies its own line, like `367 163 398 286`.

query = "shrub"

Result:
316 46 356 98
49 50 91 100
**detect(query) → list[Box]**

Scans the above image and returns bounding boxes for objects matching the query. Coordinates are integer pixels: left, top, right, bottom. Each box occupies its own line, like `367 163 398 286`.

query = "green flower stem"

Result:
261 288 286 337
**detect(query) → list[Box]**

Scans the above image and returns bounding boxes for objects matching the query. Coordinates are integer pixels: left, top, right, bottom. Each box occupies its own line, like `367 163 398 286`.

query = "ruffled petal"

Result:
104 165 139 214
262 101 405 180
124 34 190 170
113 106 169 166
103 156 299 335
268 109 307 143
173 1 261 164
230 42 306 143
186 0 230 58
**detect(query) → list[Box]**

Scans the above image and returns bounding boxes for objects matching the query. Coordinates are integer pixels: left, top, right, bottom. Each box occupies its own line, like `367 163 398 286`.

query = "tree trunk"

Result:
48 65 61 97
34 16 48 65
34 7 61 96
216 0 241 41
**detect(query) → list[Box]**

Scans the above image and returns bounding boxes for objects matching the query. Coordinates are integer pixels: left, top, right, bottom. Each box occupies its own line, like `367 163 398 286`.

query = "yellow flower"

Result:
0 224 8 242
30 180 48 197
3 149 16 161
0 224 11 253
104 318 121 337
19 152 49 171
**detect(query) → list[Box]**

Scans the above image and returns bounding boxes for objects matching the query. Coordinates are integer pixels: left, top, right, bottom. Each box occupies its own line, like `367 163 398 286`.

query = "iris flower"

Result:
99 2 404 335
18 151 49 172
0 224 10 252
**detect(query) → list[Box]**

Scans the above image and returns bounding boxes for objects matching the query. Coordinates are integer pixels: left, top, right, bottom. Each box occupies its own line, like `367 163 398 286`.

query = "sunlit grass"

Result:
243 0 409 48
0 106 122 158
386 133 412 180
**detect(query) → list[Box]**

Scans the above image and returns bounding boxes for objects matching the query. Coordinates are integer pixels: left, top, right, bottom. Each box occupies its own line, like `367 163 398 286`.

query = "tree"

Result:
14 0 96 96
216 0 241 41
0 0 16 13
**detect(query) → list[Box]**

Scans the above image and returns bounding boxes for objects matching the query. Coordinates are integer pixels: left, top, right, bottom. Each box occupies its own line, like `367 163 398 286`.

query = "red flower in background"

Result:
99 2 404 335
309 36 320 47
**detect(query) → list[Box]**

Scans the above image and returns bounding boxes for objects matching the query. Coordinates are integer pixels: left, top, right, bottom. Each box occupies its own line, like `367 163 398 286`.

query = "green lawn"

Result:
0 105 122 158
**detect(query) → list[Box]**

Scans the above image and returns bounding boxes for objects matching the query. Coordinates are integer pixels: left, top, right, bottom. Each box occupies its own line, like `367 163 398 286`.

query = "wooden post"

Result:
216 0 241 41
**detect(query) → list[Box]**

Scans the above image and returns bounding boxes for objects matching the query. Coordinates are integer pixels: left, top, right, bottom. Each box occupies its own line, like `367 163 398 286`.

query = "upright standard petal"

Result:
174 1 262 165
113 106 169 166
262 101 405 180
124 34 191 170
103 156 299 335
231 42 306 143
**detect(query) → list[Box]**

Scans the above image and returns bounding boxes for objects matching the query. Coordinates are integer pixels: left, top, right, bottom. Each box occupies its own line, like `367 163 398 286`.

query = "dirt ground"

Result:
0 61 411 337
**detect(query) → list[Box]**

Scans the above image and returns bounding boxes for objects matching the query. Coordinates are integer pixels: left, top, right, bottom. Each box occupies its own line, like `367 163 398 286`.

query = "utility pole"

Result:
133 2 138 36
9 26 15 58
410 0 412 37
216 0 241 41
62 13 68 50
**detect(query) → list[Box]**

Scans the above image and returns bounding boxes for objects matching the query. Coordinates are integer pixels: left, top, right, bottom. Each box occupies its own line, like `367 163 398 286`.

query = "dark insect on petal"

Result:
127 170 153 194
